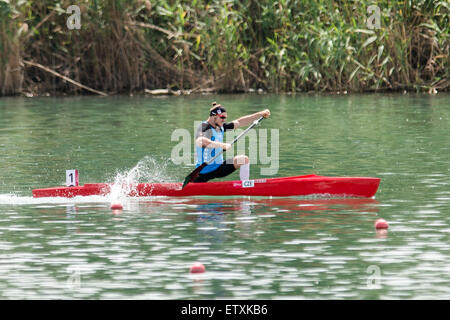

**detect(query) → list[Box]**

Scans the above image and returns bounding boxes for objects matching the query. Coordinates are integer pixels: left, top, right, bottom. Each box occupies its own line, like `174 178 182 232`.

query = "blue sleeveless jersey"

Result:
196 122 225 174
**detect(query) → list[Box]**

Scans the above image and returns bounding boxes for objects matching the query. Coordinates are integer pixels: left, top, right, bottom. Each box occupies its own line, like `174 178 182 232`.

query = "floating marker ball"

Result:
375 218 389 229
190 263 205 273
110 203 123 210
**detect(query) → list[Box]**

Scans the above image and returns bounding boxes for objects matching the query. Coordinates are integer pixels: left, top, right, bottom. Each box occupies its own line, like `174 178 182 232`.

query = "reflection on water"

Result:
0 93 449 299
0 195 384 299
3 177 450 299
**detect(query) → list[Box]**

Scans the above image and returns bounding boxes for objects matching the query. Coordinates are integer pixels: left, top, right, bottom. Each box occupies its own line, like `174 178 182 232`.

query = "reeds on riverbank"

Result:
0 0 448 96
0 1 23 95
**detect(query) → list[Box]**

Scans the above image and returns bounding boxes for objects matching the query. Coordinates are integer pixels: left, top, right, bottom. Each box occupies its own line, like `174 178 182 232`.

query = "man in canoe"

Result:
193 102 270 182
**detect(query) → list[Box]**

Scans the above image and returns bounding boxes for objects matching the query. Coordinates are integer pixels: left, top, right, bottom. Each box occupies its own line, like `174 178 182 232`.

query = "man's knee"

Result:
234 155 249 168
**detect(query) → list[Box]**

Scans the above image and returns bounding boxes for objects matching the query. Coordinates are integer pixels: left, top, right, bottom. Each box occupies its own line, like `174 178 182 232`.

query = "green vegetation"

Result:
0 0 448 96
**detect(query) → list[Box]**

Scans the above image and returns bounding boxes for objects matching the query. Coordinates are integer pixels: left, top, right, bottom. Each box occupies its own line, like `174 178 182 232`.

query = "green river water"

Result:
0 93 449 299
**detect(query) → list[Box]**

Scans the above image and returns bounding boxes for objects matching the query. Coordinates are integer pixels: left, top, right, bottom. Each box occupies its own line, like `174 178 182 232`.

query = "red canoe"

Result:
32 174 380 198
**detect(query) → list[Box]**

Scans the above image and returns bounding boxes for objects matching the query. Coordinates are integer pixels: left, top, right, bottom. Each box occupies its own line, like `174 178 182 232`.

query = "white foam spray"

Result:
0 156 173 206
107 156 173 204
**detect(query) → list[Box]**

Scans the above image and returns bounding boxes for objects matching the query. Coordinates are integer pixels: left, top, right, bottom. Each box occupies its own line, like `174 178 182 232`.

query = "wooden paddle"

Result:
182 116 264 189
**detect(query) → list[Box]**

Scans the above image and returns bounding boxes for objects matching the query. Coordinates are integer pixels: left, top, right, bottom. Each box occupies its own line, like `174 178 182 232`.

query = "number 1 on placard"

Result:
66 169 79 187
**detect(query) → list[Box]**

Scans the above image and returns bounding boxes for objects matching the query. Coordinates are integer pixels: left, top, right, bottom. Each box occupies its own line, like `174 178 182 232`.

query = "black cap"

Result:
210 102 226 116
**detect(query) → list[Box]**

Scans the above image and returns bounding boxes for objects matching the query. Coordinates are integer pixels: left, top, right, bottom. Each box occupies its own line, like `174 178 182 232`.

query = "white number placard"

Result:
66 169 79 187
242 180 255 188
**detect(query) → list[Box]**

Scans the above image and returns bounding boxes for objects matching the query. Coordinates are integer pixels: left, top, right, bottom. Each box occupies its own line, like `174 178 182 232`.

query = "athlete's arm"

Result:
232 109 270 129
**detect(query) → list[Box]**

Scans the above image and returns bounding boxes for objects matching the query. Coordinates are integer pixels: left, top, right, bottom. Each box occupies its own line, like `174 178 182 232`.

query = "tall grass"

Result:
0 0 25 95
0 0 448 96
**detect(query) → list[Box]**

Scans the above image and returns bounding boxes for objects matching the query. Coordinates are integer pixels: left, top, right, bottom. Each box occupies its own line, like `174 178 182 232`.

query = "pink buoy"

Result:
110 203 123 210
375 218 389 229
190 263 205 273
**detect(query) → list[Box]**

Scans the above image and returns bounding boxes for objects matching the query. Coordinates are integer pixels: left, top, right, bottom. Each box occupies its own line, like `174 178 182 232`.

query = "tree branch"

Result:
23 60 108 96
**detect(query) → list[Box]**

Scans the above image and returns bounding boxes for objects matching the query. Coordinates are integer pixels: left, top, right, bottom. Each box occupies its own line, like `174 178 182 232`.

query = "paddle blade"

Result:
182 163 206 189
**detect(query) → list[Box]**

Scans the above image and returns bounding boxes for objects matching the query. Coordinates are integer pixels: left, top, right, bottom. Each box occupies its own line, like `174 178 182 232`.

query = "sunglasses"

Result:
217 115 227 119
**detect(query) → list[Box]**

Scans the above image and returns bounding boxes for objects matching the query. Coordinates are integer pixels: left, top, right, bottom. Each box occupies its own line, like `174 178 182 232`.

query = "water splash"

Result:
107 156 173 203
0 156 173 206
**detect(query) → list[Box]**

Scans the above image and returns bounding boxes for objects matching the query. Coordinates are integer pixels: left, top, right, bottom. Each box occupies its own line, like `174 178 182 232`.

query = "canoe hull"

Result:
32 174 380 198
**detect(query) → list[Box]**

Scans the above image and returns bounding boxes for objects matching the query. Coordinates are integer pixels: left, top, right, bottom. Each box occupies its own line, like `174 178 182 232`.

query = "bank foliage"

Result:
0 0 448 95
